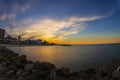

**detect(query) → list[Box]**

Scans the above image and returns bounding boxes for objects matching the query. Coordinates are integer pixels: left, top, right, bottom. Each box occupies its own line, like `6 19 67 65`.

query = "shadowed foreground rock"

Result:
0 46 120 80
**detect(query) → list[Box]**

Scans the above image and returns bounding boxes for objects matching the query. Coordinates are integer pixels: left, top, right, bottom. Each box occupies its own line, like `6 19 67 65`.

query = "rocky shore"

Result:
0 46 120 80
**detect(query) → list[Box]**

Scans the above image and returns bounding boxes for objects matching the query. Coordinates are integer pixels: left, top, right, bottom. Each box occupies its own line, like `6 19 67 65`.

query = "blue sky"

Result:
0 0 120 44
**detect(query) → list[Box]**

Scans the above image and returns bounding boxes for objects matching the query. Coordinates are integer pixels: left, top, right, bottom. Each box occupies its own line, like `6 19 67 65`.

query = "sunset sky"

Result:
0 0 120 44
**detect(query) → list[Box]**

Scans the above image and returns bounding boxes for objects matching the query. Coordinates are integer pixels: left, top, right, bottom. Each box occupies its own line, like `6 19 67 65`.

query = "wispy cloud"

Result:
5 16 103 41
21 18 33 25
0 14 7 21
1 0 119 43
0 0 33 27
12 0 32 13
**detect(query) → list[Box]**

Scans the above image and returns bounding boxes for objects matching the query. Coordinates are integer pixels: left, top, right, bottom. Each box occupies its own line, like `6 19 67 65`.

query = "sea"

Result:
5 44 120 72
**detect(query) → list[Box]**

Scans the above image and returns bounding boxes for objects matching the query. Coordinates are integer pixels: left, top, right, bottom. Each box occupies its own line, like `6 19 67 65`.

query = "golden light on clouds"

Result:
5 16 119 44
6 17 99 40
63 36 120 45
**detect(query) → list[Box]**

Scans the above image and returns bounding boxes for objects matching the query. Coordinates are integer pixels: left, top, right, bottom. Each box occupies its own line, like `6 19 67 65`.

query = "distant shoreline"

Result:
0 43 120 47
72 43 120 46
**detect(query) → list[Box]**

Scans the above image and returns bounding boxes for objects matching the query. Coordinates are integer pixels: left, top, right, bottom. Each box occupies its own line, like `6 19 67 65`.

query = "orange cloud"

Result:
5 16 108 44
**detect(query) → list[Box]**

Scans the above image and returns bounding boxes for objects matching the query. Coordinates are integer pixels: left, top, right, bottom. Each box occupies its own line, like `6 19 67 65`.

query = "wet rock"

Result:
15 55 27 63
7 64 17 71
1 62 8 66
41 62 55 70
0 78 8 80
57 76 70 80
32 70 49 76
50 69 57 80
99 76 110 80
41 70 49 76
92 73 101 80
6 70 15 77
0 56 5 61
71 71 89 80
28 75 43 80
12 55 26 68
101 58 120 74
17 77 26 80
0 65 8 75
16 69 24 76
16 71 30 77
56 67 70 76
85 68 96 78
0 46 6 51
24 63 35 71
31 69 42 76
34 61 45 70
112 66 120 79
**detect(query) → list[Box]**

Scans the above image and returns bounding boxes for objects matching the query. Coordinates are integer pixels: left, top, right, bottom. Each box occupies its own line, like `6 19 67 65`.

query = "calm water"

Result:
7 44 120 72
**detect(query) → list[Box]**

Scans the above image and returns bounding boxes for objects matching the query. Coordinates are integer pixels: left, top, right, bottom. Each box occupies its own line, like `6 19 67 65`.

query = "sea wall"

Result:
0 46 120 80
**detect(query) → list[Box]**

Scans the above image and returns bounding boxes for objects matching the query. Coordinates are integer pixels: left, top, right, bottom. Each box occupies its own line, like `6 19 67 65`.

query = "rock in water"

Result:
101 58 120 74
0 65 8 75
112 66 120 79
56 67 70 76
6 70 15 77
50 69 57 80
24 63 35 71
